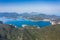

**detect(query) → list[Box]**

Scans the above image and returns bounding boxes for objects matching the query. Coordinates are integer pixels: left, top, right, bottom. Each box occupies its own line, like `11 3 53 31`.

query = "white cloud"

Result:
0 3 60 15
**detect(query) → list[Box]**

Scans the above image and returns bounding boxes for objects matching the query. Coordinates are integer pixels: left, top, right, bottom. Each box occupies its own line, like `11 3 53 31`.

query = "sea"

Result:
0 17 51 28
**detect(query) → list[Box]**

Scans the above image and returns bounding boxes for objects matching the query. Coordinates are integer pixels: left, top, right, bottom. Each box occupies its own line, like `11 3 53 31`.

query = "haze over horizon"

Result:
0 0 60 16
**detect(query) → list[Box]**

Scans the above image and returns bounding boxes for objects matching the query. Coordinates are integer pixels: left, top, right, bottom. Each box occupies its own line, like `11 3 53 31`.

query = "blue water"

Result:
5 18 51 28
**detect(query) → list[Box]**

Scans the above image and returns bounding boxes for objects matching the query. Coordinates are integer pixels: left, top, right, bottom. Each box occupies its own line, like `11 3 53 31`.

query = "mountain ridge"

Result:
0 12 60 20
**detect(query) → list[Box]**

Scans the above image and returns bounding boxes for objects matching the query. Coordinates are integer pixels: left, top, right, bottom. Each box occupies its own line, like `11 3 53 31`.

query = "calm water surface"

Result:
4 18 51 28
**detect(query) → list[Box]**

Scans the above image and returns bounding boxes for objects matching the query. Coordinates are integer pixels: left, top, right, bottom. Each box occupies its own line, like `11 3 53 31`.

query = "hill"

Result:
0 12 19 18
0 12 60 20
0 24 60 40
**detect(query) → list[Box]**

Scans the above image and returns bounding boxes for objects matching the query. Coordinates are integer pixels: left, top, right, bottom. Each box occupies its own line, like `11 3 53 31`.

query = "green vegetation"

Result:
0 24 60 40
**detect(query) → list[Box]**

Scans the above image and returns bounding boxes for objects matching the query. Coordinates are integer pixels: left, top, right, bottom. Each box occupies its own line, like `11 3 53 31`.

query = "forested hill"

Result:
0 24 60 40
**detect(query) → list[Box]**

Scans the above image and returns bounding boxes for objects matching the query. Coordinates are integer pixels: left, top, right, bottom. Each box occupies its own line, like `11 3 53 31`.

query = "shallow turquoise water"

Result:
5 18 51 28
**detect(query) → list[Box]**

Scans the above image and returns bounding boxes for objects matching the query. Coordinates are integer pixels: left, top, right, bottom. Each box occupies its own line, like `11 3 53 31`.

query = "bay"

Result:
4 18 51 28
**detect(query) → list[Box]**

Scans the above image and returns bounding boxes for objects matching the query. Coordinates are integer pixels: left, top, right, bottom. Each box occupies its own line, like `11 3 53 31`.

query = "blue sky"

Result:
0 0 60 15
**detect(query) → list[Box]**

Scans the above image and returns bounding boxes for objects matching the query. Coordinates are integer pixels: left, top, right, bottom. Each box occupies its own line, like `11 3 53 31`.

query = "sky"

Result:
0 0 60 15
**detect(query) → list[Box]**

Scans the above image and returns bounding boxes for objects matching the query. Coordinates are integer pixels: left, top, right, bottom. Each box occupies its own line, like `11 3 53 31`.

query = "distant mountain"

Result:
0 21 3 24
19 12 60 20
0 12 19 18
19 13 31 17
36 14 60 19
0 12 60 21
